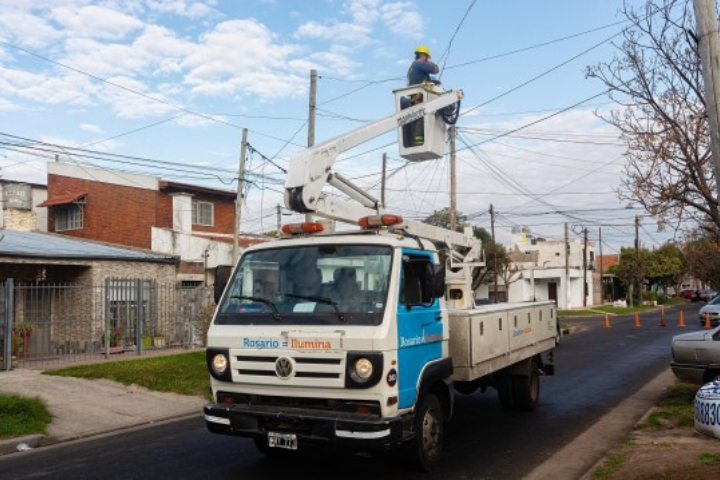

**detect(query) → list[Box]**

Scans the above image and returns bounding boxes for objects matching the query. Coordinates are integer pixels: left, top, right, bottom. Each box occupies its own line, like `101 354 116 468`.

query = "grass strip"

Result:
45 351 211 400
640 382 698 429
592 453 627 478
0 393 52 439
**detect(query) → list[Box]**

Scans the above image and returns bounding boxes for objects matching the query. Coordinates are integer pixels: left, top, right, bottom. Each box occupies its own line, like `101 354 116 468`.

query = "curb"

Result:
0 411 202 457
0 434 45 456
525 368 675 480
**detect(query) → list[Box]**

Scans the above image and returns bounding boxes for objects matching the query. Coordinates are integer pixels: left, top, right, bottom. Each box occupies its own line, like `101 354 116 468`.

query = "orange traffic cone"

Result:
679 311 685 328
706 312 711 329
635 311 640 328
605 313 611 329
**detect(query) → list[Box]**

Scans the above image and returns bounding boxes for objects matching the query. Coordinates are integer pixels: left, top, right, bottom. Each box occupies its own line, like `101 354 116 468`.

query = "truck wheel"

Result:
403 393 444 471
497 374 515 411
513 367 540 412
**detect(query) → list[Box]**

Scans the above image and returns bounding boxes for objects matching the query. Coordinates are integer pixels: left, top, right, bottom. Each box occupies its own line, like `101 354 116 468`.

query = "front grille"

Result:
230 350 345 387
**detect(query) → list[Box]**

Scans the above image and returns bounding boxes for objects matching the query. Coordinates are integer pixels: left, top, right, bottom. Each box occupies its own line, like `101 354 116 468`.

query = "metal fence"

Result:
1 279 213 369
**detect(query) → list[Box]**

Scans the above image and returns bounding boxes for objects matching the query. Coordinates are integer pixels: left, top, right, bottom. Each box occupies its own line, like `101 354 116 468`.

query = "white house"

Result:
478 228 596 309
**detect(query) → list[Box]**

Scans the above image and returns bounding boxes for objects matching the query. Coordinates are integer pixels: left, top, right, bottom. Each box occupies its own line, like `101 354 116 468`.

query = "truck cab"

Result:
204 228 452 469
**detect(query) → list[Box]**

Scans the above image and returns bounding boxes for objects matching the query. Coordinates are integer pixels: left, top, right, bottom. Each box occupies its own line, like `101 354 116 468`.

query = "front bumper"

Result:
670 362 707 385
204 402 405 451
698 315 720 326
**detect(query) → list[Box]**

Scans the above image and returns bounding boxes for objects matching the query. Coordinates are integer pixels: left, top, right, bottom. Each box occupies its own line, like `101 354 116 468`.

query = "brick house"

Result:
38 162 267 284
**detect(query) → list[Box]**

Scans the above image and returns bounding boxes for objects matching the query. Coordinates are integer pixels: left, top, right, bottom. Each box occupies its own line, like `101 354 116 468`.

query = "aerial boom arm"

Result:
284 89 463 221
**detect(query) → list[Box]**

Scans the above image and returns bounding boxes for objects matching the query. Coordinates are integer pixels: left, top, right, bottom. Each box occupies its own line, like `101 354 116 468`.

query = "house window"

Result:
192 201 213 226
55 204 83 231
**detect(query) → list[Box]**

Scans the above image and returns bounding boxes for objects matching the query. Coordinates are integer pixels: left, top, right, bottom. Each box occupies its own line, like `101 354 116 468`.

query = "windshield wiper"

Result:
230 295 281 321
284 293 345 322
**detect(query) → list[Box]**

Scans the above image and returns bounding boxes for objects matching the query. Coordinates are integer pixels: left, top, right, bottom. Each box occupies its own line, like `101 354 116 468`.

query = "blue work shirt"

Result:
407 60 439 85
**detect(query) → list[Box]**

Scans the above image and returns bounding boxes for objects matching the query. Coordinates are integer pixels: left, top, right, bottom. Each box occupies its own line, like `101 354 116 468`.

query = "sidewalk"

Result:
0 368 206 455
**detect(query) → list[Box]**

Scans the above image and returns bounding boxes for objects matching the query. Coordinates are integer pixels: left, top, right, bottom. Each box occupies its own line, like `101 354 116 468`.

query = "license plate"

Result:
268 432 298 450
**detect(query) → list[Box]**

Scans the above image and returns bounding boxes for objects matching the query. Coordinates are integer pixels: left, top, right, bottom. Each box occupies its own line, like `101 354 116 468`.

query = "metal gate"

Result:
1 279 212 370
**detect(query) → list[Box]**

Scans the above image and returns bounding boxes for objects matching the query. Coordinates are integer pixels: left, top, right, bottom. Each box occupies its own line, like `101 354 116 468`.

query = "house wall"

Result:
44 163 237 255
0 183 48 231
151 227 234 270
47 172 159 249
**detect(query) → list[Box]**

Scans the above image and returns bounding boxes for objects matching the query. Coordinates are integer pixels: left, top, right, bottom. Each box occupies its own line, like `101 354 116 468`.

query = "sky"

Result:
0 0 681 254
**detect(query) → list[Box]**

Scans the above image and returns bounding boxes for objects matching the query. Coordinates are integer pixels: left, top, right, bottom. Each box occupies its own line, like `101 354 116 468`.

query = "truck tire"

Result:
403 393 444 471
513 366 540 412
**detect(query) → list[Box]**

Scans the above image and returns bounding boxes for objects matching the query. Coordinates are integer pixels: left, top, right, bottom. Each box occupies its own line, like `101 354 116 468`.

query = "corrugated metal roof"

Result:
0 230 176 263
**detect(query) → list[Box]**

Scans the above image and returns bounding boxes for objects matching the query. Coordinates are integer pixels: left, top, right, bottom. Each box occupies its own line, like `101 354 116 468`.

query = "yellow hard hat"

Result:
414 45 431 58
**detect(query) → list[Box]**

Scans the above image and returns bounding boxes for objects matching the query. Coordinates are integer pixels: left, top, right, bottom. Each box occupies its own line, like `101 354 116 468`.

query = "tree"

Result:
586 0 719 232
422 207 468 231
643 243 687 295
615 242 687 304
684 231 720 290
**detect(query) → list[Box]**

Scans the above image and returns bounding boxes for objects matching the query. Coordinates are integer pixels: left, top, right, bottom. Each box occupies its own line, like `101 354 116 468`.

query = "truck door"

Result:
397 249 443 409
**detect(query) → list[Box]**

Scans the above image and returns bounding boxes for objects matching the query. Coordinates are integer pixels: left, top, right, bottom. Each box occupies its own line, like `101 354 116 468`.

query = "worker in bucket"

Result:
405 45 439 146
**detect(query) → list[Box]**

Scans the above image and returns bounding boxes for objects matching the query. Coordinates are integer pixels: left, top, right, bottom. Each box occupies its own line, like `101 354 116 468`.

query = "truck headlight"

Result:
212 354 228 375
345 352 382 389
352 358 374 382
207 348 232 382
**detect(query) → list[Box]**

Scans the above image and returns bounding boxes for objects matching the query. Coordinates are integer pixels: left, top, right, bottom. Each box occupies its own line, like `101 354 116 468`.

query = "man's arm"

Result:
415 61 439 75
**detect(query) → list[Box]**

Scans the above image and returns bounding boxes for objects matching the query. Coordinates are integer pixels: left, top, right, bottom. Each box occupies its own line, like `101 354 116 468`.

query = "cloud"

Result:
344 0 382 25
145 0 219 19
0 10 62 49
0 66 97 106
182 19 305 100
295 21 373 45
80 123 104 133
379 2 423 40
49 4 144 41
99 76 179 118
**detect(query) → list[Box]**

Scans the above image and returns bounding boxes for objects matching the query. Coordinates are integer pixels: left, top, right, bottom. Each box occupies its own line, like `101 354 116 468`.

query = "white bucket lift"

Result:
393 83 449 162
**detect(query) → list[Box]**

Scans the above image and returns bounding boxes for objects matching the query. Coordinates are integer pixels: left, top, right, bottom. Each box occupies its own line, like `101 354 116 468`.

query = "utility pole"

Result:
635 215 640 307
276 204 282 235
233 128 248 266
381 152 387 207
449 126 457 231
582 227 588 307
308 69 317 148
599 227 604 304
490 204 498 301
306 69 318 223
564 222 570 309
693 0 720 202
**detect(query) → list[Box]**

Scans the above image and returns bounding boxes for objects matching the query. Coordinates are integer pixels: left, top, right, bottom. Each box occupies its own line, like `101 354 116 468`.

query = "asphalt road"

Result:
0 303 703 480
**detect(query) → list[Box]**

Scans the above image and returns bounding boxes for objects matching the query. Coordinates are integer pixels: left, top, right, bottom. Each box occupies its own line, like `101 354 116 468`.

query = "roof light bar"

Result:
281 222 325 235
358 215 403 229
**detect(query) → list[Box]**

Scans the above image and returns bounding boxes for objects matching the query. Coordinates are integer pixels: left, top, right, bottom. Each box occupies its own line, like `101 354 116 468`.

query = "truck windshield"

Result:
215 244 393 326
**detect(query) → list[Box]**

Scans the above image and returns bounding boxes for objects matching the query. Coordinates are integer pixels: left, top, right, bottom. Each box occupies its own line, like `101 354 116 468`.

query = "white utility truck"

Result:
204 84 557 470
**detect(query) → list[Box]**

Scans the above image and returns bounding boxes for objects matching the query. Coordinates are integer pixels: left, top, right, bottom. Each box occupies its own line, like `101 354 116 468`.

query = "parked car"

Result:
679 289 695 299
671 326 720 384
699 296 720 326
690 289 718 303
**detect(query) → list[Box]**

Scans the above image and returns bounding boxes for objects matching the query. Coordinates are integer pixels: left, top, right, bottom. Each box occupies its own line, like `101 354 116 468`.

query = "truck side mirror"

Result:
214 265 233 305
433 264 446 298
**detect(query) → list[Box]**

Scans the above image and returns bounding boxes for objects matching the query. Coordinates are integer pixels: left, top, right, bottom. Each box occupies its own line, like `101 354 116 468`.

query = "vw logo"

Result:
275 357 294 379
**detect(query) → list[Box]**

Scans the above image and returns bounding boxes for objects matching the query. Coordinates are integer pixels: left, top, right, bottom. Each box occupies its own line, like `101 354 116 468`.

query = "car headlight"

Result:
352 358 374 382
206 348 232 382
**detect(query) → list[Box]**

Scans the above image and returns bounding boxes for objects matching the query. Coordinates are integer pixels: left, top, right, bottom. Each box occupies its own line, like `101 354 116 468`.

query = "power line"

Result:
437 0 478 80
